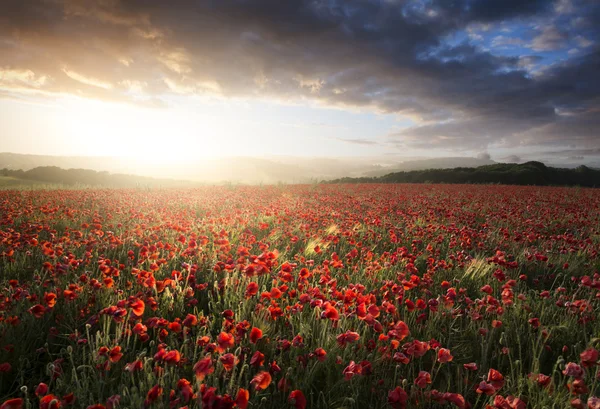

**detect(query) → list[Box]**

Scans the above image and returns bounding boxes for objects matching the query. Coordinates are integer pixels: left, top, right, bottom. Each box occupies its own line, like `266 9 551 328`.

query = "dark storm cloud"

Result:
0 0 599 154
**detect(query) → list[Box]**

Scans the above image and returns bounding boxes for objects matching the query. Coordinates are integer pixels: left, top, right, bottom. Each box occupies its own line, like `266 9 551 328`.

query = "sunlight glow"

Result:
61 98 226 163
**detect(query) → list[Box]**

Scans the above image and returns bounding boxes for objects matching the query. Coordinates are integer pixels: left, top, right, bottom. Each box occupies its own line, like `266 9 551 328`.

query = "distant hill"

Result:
0 166 195 188
0 152 501 184
362 157 496 177
328 161 600 187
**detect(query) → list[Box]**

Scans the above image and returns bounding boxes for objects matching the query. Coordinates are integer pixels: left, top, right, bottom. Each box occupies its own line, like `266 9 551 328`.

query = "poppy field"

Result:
0 184 599 409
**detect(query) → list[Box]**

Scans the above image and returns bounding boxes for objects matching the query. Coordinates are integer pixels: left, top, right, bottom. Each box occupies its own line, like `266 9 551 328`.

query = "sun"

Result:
59 97 226 164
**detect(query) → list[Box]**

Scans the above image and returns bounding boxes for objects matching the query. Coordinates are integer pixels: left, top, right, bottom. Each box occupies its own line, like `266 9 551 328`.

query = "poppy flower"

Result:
182 314 197 327
144 385 162 407
220 353 238 371
343 361 362 380
580 347 599 367
288 390 307 409
563 363 584 379
250 351 265 367
389 321 410 341
250 371 272 390
336 331 360 347
129 298 145 316
314 348 327 362
437 348 453 363
245 282 259 298
476 381 496 396
414 371 431 388
0 399 23 409
193 357 214 381
235 389 249 409
177 379 194 403
463 362 478 371
487 368 505 390
35 383 49 397
588 397 600 409
568 379 589 395
44 293 57 308
29 304 46 318
321 302 339 320
216 332 234 353
250 327 263 344
108 346 123 363
39 395 61 409
125 360 143 373
106 396 120 409
163 350 181 365
388 387 408 409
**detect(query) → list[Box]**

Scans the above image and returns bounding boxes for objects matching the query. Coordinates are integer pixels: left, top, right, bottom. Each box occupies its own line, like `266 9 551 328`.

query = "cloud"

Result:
492 36 526 48
63 68 113 89
477 152 491 160
531 26 569 51
335 138 379 146
0 0 599 158
502 155 523 163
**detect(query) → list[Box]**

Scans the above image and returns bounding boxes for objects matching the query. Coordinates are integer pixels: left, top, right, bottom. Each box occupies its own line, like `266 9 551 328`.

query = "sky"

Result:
0 0 599 167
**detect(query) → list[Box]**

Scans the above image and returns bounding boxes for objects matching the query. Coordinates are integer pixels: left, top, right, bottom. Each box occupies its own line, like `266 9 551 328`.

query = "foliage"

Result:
329 162 600 187
0 184 599 409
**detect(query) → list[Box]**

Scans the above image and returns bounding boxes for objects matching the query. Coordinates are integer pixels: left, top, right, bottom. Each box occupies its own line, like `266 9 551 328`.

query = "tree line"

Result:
1 166 192 188
327 161 599 187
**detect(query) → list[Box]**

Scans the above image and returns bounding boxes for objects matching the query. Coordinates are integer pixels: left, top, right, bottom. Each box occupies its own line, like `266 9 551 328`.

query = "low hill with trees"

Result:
0 166 194 188
328 161 599 187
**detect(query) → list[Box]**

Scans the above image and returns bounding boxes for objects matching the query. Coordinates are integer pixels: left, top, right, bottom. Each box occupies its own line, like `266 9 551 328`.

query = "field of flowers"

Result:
0 184 599 409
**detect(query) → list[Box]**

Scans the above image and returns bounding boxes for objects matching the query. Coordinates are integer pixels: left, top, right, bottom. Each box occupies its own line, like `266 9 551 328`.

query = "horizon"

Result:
1 0 599 169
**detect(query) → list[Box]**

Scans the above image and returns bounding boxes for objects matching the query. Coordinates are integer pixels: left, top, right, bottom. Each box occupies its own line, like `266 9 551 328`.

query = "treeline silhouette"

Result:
328 162 599 187
1 166 192 188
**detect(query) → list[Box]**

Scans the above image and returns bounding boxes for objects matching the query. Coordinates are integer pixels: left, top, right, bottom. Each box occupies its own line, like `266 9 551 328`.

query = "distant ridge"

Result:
327 161 600 187
1 166 194 188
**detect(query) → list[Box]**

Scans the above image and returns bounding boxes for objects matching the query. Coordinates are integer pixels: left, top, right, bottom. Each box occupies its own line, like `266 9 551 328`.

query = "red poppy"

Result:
437 348 453 363
463 362 478 371
250 371 272 390
336 331 360 347
414 371 431 388
0 399 23 409
487 369 505 390
220 353 238 371
193 357 214 381
288 390 307 409
144 385 162 407
125 360 143 373
235 389 249 409
216 332 234 353
44 293 57 308
580 348 599 367
250 351 265 367
245 282 259 298
29 304 46 318
35 383 49 397
314 348 327 362
388 387 408 409
163 350 181 365
250 327 263 344
40 395 61 409
129 298 145 317
108 346 123 363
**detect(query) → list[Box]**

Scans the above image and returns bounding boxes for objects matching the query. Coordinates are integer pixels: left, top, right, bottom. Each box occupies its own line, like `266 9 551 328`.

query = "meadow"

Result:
0 184 598 409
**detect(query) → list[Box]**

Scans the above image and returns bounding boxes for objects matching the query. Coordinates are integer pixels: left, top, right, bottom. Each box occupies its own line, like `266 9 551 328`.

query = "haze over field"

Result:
1 0 599 175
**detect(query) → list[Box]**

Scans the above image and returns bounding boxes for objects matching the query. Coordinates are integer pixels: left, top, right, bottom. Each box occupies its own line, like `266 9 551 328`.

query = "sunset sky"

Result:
1 0 599 166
